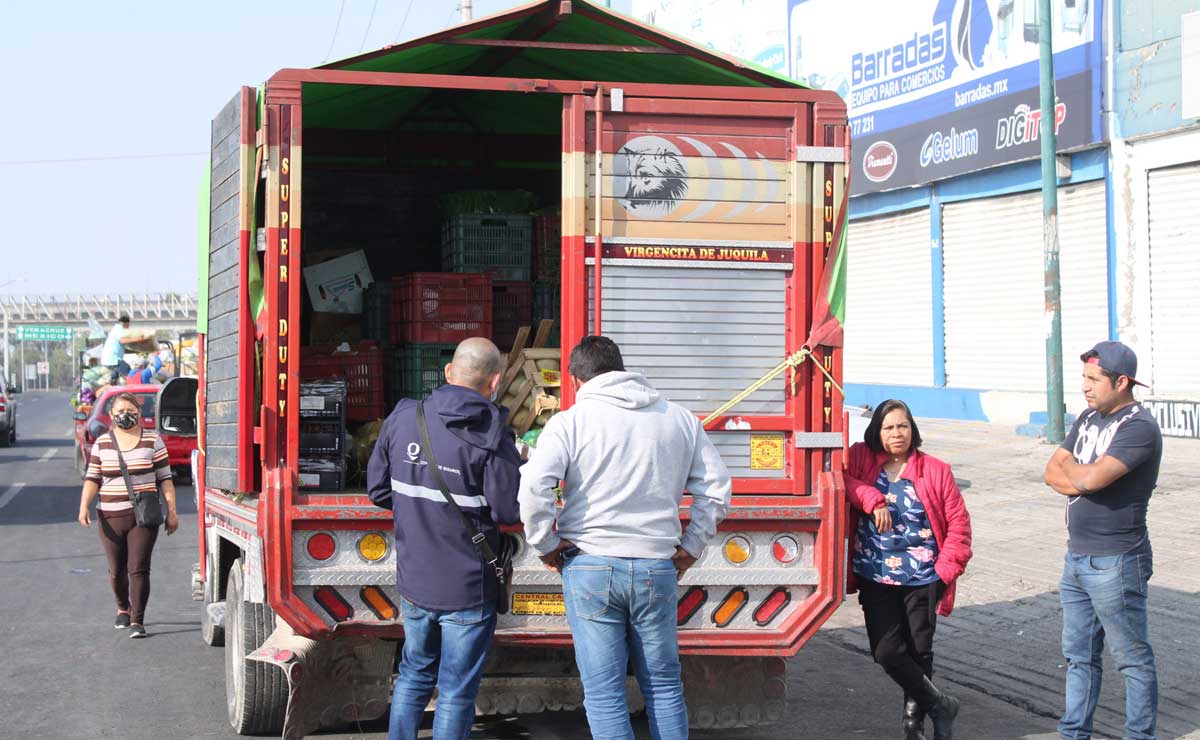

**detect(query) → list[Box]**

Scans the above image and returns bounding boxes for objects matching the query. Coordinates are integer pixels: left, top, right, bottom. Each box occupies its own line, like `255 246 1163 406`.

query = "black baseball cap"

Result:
1082 341 1147 387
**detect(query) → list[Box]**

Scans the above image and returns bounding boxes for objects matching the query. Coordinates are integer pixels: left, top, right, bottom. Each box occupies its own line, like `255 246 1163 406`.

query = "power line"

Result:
359 0 379 51
323 0 347 63
395 0 416 42
0 152 207 167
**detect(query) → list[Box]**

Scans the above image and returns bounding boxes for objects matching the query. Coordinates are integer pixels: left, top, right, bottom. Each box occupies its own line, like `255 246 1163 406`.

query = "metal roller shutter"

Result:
844 209 933 385
943 182 1107 391
1147 163 1200 397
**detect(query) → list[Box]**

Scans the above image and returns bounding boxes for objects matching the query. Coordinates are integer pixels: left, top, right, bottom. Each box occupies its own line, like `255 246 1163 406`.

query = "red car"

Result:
74 378 198 481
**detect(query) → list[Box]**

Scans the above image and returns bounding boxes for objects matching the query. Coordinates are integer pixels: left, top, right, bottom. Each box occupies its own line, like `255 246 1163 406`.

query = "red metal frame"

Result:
236 86 257 493
212 70 850 650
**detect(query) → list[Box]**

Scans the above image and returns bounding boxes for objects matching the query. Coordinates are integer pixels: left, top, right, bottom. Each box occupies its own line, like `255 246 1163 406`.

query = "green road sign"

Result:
16 325 73 342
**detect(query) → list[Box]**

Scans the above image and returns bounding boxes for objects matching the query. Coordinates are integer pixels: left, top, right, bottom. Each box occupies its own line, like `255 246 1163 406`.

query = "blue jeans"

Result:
389 599 497 740
1059 545 1157 740
562 553 688 740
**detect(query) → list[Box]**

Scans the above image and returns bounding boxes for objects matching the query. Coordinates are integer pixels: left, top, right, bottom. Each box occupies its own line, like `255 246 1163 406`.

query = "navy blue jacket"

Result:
367 384 521 611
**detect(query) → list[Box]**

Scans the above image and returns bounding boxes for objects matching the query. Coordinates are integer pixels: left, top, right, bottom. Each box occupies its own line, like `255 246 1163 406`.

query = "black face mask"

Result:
113 411 139 430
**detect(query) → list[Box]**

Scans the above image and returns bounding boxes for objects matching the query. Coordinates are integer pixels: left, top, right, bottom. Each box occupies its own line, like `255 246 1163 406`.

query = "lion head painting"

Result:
615 136 689 219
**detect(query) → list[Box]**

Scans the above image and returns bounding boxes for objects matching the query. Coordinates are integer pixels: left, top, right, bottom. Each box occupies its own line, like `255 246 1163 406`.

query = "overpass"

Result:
0 293 198 332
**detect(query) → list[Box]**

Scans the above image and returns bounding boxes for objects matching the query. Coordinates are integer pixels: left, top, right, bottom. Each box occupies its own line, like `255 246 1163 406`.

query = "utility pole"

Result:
459 0 472 23
1038 0 1066 443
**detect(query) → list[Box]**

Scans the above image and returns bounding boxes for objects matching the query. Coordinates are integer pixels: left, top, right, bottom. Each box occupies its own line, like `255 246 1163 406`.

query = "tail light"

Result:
676 586 707 625
313 586 354 622
360 586 398 620
753 587 791 626
722 535 752 565
0 396 6 412
771 535 799 565
711 587 749 627
357 533 388 562
306 532 336 561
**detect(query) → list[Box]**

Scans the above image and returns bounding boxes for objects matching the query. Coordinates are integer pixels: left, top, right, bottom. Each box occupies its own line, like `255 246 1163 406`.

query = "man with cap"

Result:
100 314 132 384
1043 341 1162 740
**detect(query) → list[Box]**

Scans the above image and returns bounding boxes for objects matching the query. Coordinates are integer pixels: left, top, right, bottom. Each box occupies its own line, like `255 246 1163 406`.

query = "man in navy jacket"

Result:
368 337 521 740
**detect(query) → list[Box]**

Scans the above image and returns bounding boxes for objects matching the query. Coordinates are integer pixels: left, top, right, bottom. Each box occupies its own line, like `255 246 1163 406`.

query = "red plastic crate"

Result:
533 212 561 280
392 273 493 345
492 281 534 351
300 342 386 422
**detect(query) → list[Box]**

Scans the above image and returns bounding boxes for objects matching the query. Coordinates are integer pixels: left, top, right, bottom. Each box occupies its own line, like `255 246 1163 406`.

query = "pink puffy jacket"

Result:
844 442 973 617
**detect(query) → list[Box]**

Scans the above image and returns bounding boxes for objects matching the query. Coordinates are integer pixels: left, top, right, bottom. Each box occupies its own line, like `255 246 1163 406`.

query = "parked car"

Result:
74 381 197 481
0 377 17 447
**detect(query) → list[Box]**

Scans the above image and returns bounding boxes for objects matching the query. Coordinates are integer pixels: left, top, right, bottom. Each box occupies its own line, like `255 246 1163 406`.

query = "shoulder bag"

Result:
108 430 165 529
416 401 514 614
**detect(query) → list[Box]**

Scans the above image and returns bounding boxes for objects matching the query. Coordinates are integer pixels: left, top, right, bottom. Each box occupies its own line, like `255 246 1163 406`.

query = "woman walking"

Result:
78 392 178 637
845 400 973 740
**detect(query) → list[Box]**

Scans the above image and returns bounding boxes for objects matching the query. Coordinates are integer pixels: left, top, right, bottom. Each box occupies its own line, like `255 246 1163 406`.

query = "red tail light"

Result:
306 532 336 561
313 587 354 622
676 586 707 626
753 587 791 626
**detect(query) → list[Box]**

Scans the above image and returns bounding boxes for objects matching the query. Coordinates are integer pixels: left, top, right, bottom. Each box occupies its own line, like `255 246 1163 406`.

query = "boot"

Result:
902 694 927 740
915 676 959 740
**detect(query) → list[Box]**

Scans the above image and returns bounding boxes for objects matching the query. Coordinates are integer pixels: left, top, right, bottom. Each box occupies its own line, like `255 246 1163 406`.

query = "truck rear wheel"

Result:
224 558 287 735
77 446 88 479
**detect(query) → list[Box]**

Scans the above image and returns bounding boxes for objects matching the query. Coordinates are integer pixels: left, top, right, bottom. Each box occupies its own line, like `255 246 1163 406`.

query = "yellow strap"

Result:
701 348 847 429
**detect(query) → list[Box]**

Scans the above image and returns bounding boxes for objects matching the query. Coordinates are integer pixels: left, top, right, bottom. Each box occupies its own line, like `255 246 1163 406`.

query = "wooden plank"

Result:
532 320 554 349
208 267 239 299
206 335 238 360
207 289 240 320
205 466 238 491
211 93 241 144
208 311 238 340
205 424 241 446
206 356 239 383
506 327 531 369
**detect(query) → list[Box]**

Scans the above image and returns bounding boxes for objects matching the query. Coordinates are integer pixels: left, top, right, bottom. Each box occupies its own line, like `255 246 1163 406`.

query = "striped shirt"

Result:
85 430 172 512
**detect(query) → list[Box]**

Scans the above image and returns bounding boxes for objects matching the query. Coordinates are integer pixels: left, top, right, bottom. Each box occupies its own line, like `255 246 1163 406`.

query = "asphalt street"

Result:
0 390 1142 740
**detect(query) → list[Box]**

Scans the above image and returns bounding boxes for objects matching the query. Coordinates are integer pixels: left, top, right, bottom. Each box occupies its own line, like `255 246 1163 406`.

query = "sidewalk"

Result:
819 417 1200 740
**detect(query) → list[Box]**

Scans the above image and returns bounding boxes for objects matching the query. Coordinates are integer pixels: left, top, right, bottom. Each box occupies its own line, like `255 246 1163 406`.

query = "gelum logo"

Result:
862 141 898 183
919 127 979 168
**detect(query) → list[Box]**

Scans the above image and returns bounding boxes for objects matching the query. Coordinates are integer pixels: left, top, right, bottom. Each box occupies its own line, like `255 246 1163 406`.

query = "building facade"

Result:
634 0 1200 436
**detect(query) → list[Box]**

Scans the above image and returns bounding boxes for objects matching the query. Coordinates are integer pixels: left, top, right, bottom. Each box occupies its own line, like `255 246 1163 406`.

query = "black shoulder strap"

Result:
108 430 138 506
416 401 503 580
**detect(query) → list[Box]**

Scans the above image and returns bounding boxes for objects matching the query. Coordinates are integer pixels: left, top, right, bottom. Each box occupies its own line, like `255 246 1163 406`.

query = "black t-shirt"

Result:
1060 402 1162 555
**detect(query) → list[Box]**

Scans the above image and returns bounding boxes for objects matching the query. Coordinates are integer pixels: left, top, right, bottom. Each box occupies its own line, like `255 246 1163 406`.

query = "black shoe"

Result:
114 612 131 629
129 624 147 639
916 677 959 740
903 694 927 740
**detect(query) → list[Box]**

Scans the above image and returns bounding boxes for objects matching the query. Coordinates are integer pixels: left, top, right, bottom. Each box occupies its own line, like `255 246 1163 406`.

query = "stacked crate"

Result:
532 210 561 281
297 380 348 492
533 281 561 348
299 342 387 422
388 343 457 405
391 272 493 345
492 281 534 352
361 279 394 345
443 214 532 281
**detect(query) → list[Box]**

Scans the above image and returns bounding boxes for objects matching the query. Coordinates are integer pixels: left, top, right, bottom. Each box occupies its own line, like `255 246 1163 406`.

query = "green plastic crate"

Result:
389 344 457 403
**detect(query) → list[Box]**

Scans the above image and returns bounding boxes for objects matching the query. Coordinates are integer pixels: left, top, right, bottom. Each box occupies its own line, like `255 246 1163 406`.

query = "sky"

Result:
0 0 627 299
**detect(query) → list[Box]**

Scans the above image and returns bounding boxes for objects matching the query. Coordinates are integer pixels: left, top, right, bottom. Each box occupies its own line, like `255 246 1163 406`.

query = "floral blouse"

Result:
852 469 940 586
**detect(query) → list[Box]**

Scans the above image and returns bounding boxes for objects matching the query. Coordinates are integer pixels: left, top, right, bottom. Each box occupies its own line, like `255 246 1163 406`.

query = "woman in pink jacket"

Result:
845 399 973 740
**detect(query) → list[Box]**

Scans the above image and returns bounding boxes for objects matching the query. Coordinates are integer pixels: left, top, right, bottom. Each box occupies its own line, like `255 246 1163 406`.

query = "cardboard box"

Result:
303 250 374 314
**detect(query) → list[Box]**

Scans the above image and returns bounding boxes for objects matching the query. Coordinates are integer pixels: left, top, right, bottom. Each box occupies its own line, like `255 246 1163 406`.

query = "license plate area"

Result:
511 592 566 616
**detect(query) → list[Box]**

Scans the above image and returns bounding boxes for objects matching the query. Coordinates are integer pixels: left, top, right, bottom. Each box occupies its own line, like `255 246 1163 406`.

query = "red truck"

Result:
194 3 850 737
74 379 199 481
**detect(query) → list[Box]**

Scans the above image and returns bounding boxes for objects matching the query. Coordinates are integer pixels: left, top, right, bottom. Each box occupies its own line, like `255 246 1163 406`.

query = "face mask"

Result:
113 411 139 430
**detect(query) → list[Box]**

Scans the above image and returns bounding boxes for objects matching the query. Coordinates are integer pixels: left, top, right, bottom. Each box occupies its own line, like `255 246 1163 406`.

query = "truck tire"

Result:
201 552 225 647
224 559 287 735
0 426 9 448
77 446 89 480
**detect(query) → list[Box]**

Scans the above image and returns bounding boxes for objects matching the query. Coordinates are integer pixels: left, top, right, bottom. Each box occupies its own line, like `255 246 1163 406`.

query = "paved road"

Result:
4 391 1194 739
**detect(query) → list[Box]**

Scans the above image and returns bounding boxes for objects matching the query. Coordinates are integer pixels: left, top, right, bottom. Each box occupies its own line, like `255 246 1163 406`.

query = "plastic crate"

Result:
298 457 346 491
300 342 386 422
442 213 532 281
298 381 347 420
532 281 561 348
362 279 395 345
299 419 344 455
492 281 533 351
392 273 493 345
389 344 457 403
533 211 561 280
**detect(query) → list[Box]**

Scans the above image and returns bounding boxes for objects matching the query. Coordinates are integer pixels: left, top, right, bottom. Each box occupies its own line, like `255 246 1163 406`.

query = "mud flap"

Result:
248 623 397 740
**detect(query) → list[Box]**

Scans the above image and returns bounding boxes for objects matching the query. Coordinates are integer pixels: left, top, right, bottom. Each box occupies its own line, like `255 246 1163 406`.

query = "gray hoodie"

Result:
519 371 732 560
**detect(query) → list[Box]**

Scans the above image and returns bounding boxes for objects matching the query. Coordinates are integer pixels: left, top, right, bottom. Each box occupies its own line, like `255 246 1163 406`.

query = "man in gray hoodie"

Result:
519 335 732 740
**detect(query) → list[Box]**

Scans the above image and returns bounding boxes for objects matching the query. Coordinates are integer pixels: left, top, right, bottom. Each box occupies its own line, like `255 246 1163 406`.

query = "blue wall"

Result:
1115 0 1200 137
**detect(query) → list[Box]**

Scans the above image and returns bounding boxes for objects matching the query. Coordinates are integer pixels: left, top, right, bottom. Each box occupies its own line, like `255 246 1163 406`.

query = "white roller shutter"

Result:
1147 163 1200 397
844 209 933 385
943 182 1107 391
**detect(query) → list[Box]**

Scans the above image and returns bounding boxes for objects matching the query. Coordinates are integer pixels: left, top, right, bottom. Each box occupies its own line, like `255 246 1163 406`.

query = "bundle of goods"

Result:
298 380 348 492
440 189 536 217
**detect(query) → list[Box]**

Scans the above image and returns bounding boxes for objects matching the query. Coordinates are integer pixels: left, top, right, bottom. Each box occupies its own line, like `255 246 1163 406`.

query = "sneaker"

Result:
114 612 131 630
129 624 147 639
